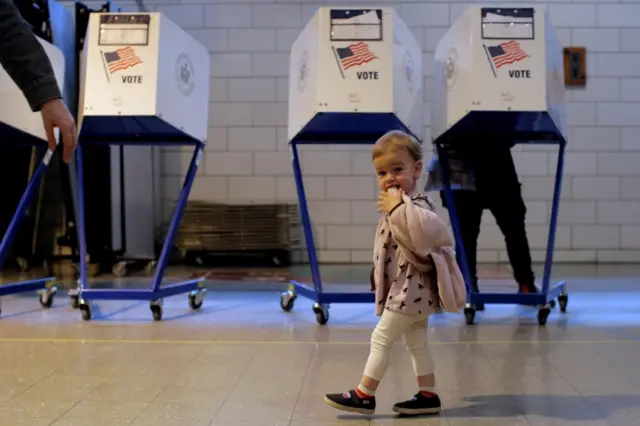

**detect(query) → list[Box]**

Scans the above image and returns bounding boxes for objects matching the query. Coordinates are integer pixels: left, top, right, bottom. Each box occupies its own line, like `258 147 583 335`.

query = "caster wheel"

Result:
145 260 156 276
79 303 91 321
150 302 163 321
280 291 296 312
538 307 551 326
312 303 329 325
112 261 127 278
464 307 476 325
558 294 568 313
549 299 556 309
188 289 206 310
39 287 56 308
70 294 79 309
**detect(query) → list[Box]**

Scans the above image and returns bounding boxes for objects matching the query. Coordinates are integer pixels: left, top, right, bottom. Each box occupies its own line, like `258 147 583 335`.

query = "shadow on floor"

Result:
445 394 640 420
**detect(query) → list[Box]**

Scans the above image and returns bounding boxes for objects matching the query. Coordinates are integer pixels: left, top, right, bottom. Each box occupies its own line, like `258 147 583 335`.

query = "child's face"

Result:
373 148 422 194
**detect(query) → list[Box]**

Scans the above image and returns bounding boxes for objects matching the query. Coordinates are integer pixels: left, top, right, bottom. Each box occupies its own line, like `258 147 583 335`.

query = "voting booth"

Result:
0 37 64 313
73 12 210 321
431 6 568 326
69 1 148 281
280 7 423 324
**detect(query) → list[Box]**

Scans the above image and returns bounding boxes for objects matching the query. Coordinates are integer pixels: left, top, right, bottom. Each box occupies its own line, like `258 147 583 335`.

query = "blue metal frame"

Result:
0 146 56 308
74 140 205 306
289 140 375 305
436 124 567 308
285 112 423 309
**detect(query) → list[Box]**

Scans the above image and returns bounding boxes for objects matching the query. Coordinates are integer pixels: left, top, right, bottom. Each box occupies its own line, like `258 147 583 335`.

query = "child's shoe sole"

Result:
392 405 441 415
323 396 375 415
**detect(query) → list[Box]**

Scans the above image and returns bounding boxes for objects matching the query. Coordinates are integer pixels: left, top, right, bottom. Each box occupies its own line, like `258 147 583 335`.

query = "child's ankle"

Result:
355 385 375 399
418 386 437 398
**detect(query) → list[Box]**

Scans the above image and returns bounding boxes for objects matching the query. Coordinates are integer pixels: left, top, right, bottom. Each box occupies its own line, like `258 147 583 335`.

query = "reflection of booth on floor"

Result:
72 11 210 321
0 34 66 314
431 6 569 326
279 7 423 324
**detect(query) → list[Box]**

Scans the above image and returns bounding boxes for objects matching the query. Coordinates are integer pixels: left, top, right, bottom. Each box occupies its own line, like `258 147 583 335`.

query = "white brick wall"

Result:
90 0 640 264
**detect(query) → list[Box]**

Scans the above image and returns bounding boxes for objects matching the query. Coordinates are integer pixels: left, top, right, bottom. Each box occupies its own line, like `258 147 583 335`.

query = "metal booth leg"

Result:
279 141 329 325
0 150 52 268
0 148 58 313
436 141 478 325
541 140 569 316
72 142 207 322
435 142 474 293
71 144 90 316
150 143 202 292
541 141 565 294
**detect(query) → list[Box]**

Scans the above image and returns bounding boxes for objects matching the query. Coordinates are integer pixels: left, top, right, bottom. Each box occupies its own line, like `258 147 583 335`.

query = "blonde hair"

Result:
372 130 422 162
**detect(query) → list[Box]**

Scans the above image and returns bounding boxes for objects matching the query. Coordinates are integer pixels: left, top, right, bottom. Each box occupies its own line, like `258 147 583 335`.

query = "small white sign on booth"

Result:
432 6 566 141
288 7 423 141
0 38 65 141
78 12 210 142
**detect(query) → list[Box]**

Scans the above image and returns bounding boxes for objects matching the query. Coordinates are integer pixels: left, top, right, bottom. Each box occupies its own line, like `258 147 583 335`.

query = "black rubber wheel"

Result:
538 307 551 326
280 293 294 312
70 295 79 309
80 304 91 321
188 294 203 310
151 304 163 321
315 309 329 325
464 307 476 325
39 292 54 308
558 294 568 313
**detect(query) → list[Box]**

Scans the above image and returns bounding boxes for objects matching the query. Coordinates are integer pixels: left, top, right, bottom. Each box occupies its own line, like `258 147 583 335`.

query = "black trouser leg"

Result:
478 146 536 290
440 190 483 294
489 192 536 289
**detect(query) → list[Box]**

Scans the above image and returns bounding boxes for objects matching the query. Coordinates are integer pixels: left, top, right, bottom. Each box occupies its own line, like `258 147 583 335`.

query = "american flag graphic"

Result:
335 42 378 70
103 46 143 74
486 41 529 69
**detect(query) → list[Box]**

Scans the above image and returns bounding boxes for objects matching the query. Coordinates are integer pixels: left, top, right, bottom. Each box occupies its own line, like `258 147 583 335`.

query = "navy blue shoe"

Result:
324 389 376 415
393 392 441 416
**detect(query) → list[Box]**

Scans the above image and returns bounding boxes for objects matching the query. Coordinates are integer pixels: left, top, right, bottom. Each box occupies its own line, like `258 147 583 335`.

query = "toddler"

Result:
324 130 465 416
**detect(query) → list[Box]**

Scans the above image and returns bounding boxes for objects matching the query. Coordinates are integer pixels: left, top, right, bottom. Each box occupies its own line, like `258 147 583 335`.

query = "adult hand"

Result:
40 98 77 163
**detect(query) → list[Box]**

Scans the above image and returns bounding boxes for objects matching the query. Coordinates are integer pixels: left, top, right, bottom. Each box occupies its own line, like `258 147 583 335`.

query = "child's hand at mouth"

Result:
378 188 404 213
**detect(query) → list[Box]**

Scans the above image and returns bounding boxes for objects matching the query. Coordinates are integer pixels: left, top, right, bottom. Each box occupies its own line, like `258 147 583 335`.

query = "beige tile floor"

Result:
0 264 639 425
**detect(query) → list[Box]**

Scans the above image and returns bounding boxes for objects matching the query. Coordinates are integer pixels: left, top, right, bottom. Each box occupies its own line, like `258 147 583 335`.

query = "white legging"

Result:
363 309 434 381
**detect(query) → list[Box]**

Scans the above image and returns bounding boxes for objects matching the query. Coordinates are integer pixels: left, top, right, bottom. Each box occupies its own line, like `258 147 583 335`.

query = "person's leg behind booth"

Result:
490 189 538 295
478 144 537 296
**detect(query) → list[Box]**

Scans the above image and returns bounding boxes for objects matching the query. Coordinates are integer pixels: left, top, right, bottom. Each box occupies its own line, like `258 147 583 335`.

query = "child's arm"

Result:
387 195 453 258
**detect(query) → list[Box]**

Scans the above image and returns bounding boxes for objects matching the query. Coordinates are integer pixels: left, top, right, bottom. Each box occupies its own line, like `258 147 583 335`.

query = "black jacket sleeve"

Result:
0 0 62 111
